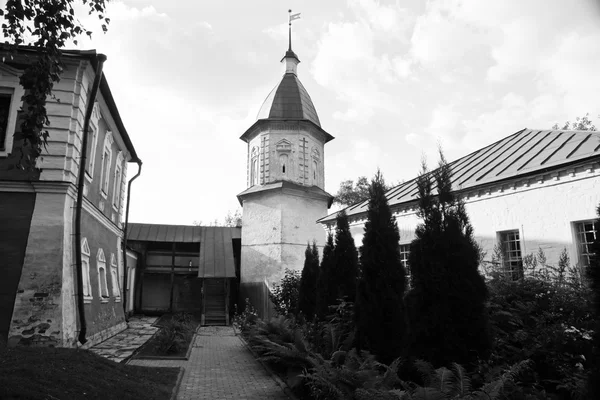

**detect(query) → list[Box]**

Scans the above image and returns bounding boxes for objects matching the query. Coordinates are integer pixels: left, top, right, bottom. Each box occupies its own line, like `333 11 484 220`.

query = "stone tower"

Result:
237 35 334 317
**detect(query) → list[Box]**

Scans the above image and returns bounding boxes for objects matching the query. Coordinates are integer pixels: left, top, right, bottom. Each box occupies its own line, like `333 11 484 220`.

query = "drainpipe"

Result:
122 161 142 317
75 54 107 345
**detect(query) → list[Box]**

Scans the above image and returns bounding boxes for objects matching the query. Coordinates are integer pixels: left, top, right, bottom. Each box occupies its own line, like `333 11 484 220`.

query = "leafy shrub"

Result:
483 252 594 399
153 313 195 355
233 298 259 333
269 269 301 317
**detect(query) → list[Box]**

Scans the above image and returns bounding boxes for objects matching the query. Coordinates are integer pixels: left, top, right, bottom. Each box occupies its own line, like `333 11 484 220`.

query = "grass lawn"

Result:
135 313 200 359
0 345 180 400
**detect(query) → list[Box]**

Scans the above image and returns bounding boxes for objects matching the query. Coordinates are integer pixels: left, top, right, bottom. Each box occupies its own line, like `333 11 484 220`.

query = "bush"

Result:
233 298 259 333
269 269 301 317
483 255 593 399
153 313 195 355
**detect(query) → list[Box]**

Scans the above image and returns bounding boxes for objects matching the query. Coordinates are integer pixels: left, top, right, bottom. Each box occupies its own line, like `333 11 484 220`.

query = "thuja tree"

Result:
316 233 335 319
404 152 491 367
298 242 320 319
355 170 406 363
0 1 110 167
332 210 358 301
587 204 600 398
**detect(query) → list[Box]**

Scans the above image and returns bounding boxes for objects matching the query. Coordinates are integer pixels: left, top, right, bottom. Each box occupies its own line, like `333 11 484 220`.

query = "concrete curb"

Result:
170 367 185 400
234 327 300 400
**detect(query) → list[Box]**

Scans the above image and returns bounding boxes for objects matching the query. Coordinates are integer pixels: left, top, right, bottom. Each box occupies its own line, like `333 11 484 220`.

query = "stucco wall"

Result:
8 189 72 347
0 192 36 341
346 169 600 269
241 187 329 287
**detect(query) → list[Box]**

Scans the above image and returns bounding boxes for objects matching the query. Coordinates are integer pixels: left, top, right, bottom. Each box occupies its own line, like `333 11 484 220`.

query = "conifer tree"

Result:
316 233 335 319
355 170 406 363
404 152 491 367
332 210 359 301
298 242 320 319
586 204 600 398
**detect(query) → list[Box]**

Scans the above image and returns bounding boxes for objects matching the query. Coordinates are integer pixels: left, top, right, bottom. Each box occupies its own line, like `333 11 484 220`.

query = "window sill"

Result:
114 297 121 303
84 172 93 183
84 296 93 304
100 297 109 303
100 190 108 200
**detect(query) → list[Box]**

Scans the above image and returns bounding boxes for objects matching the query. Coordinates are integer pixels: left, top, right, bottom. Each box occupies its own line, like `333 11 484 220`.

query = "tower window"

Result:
282 164 286 173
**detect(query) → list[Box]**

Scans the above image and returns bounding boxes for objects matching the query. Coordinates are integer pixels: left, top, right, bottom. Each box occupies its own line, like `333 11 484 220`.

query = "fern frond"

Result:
449 362 472 396
413 359 435 386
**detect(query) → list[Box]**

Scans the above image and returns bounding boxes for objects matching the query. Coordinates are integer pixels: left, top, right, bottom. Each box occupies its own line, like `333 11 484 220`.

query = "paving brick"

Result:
128 326 289 400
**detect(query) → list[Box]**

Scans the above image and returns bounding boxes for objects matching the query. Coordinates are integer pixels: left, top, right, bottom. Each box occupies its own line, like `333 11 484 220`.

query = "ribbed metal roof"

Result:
319 128 600 223
127 223 241 243
257 73 321 127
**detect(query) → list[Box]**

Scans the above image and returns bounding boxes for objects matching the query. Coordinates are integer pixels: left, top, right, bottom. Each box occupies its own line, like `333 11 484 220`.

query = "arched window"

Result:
279 153 288 175
97 248 109 302
250 147 259 185
313 160 318 184
110 253 121 301
81 238 92 302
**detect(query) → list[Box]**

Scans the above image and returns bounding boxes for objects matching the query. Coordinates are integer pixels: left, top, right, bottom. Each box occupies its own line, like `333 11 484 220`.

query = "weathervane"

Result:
288 9 301 51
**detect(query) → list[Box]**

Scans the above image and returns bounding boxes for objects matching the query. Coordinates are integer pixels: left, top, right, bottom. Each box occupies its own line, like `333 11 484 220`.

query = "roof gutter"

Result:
122 160 143 317
75 54 107 345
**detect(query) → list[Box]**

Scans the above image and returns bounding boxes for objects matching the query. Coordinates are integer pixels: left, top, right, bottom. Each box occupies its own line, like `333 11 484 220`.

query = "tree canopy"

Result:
552 113 598 131
1 0 110 168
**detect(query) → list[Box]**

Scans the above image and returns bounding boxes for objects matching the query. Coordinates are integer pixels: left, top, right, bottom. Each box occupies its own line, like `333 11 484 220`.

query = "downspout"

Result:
122 161 142 317
75 54 107 345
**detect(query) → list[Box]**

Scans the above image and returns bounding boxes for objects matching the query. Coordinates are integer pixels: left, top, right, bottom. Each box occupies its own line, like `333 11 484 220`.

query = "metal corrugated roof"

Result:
127 223 241 242
198 227 237 278
319 128 600 224
256 73 321 127
127 224 240 278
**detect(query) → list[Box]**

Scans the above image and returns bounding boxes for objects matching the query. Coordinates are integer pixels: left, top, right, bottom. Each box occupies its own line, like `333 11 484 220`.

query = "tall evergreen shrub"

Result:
332 210 359 301
316 233 336 319
355 170 406 363
298 242 320 319
404 153 491 367
587 204 600 398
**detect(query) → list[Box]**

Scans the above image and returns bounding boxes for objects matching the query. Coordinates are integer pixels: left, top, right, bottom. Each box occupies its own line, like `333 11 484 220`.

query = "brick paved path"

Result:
128 326 289 400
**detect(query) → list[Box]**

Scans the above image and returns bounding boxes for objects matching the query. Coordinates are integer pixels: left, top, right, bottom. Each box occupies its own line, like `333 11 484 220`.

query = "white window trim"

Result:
573 220 597 268
112 152 123 212
0 68 26 157
97 248 109 302
497 229 523 280
81 238 93 303
99 130 114 199
84 124 98 183
110 253 121 302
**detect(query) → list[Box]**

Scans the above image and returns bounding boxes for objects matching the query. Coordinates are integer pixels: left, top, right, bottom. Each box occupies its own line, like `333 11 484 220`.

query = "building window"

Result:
399 243 411 280
279 153 288 175
97 248 109 301
499 230 523 280
112 152 123 210
0 92 11 151
0 79 24 156
574 220 597 267
99 130 113 197
250 147 259 186
81 238 93 302
85 126 98 178
110 253 121 301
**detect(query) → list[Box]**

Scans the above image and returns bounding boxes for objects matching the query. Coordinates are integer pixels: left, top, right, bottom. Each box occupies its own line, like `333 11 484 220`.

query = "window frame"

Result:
573 220 597 268
99 130 114 198
112 152 123 211
0 75 25 157
97 248 109 302
81 238 93 303
110 253 121 302
498 229 523 280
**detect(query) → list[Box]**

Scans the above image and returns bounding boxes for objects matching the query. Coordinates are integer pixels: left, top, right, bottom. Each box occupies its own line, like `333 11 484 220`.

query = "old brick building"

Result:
0 48 141 347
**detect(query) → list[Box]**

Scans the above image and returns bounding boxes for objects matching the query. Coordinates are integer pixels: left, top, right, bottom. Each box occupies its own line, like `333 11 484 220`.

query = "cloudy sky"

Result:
71 0 600 225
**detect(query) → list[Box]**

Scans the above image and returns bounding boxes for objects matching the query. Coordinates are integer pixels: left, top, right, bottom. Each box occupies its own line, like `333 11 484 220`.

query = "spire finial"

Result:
288 10 301 52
